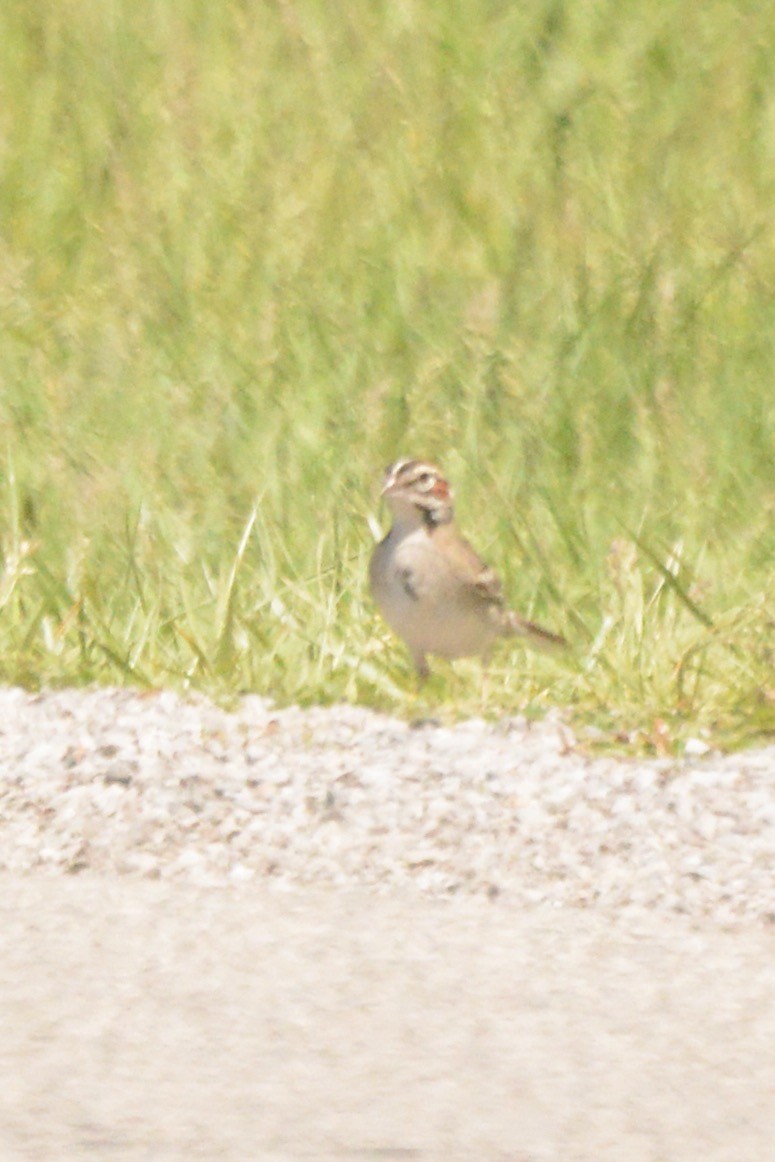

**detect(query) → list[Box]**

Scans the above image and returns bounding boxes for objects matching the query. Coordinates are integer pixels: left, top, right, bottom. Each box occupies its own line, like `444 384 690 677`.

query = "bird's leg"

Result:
409 650 443 728
412 650 430 684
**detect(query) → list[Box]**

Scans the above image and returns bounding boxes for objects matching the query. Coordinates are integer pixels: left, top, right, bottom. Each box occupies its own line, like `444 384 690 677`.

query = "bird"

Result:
369 458 566 680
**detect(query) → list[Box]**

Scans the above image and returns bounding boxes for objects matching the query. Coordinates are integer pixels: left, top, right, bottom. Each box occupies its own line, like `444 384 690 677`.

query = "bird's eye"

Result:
416 472 433 488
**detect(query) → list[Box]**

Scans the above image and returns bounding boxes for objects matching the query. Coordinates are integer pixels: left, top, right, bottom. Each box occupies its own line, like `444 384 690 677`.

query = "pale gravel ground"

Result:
1 686 773 920
1 686 775 1161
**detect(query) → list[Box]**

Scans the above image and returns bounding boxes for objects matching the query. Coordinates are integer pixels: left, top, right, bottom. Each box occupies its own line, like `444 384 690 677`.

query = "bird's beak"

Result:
380 468 399 496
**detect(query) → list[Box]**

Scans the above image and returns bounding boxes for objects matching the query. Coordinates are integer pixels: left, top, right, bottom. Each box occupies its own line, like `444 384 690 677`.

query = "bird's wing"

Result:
431 526 506 608
429 525 567 649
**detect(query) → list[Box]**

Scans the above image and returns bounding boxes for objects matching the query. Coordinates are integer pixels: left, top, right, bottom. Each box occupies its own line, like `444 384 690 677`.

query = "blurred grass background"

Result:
0 0 773 751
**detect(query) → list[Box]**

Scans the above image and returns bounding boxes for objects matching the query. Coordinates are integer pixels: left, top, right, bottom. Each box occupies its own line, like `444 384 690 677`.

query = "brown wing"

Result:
429 524 567 649
431 525 506 609
471 560 506 607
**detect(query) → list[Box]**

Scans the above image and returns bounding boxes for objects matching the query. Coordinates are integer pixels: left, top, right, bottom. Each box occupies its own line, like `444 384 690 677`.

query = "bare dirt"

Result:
1 876 774 1161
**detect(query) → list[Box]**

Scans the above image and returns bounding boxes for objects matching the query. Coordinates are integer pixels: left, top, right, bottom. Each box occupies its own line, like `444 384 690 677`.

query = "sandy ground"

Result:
1 875 774 1162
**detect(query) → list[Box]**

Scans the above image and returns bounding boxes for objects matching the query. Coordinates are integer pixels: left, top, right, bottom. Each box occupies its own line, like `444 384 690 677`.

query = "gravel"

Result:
1 685 773 923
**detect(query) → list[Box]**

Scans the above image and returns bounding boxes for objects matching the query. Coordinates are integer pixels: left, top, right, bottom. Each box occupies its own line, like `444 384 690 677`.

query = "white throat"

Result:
384 495 429 536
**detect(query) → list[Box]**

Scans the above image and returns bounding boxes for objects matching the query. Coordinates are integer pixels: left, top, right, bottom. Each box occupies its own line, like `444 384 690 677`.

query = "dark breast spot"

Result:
397 567 420 601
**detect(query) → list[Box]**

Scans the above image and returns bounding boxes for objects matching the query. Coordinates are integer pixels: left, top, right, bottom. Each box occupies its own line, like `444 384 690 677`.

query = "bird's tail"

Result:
502 611 567 652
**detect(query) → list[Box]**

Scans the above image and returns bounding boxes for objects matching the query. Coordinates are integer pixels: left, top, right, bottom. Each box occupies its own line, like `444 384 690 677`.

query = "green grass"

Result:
0 0 773 753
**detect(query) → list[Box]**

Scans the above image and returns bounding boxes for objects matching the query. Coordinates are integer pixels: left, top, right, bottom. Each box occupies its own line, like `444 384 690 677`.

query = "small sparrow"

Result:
369 459 566 680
